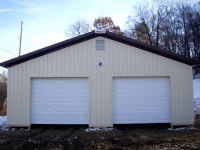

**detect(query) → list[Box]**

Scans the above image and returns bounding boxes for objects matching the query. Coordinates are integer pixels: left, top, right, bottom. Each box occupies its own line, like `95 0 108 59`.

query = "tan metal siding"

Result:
7 37 194 127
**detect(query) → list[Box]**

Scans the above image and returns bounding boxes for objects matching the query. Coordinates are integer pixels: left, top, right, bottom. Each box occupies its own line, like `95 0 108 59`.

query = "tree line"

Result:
0 71 7 111
126 0 200 62
67 1 200 66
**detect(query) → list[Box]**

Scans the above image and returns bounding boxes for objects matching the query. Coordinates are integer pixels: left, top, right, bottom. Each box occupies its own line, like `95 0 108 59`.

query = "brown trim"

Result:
0 31 199 68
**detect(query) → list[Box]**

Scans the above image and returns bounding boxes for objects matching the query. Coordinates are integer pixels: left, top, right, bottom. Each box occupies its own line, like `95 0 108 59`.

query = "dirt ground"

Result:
1 125 200 150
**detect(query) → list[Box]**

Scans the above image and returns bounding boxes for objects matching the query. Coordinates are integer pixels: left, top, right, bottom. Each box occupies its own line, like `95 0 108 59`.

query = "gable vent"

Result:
96 40 105 51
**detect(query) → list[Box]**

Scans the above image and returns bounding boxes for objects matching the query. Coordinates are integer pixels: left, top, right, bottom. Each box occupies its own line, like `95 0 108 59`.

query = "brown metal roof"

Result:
0 30 199 68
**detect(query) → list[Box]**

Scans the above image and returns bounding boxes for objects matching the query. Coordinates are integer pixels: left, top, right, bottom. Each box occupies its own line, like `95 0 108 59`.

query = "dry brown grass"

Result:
195 115 200 127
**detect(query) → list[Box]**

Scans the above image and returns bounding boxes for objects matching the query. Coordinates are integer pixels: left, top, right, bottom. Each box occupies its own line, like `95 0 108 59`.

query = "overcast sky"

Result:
0 0 189 72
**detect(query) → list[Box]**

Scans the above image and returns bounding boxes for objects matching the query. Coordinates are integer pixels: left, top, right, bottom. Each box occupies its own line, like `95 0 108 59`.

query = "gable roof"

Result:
0 30 199 68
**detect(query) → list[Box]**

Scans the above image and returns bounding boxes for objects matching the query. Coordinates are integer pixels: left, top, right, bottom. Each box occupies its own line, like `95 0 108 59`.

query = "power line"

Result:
0 47 17 56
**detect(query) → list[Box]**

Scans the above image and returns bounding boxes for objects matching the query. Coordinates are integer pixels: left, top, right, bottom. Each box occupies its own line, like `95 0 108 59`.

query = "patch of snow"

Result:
194 79 200 115
0 116 28 131
11 128 16 131
28 139 39 144
167 127 196 131
84 127 116 132
193 79 200 99
194 98 200 115
73 136 78 139
19 128 28 131
0 116 8 130
194 73 200 79
0 116 6 125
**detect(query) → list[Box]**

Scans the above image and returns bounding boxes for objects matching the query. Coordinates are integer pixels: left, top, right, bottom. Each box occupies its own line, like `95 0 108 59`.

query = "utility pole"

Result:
19 21 23 56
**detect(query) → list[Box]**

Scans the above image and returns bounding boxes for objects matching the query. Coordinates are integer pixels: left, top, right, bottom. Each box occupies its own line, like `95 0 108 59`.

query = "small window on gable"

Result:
96 40 105 51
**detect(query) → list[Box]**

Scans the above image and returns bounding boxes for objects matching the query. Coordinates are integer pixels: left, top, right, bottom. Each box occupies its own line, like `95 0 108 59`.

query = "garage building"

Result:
0 31 198 127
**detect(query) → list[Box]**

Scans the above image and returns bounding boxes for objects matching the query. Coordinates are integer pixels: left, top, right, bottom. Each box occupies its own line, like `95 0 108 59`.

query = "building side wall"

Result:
7 37 194 127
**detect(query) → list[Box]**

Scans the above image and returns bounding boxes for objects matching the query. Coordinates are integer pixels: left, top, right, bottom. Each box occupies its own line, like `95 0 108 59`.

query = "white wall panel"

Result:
7 37 194 127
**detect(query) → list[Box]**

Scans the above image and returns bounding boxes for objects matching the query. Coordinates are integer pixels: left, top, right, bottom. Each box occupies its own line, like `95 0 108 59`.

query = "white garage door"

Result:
31 78 88 124
113 77 170 124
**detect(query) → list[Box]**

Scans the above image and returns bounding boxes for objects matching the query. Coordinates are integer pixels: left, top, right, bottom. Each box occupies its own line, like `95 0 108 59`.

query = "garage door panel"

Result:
32 105 88 113
115 114 169 123
113 77 170 124
115 90 168 96
31 78 88 124
33 116 88 123
114 105 168 112
114 111 169 117
114 99 169 106
33 111 88 116
115 101 169 107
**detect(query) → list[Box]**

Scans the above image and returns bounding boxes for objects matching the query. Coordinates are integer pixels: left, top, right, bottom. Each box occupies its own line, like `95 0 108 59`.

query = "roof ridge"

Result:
0 31 199 68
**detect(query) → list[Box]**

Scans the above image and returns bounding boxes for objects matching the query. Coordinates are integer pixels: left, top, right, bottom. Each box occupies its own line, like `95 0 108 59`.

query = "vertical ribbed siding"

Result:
7 37 194 127
7 67 11 125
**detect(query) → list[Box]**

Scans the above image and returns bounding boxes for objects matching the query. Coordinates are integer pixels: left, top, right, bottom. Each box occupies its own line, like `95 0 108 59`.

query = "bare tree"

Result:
0 71 7 110
127 1 172 47
127 0 200 62
67 17 124 37
66 19 91 37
